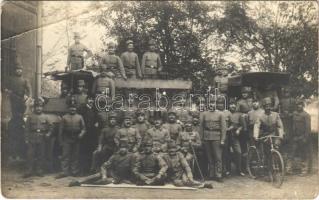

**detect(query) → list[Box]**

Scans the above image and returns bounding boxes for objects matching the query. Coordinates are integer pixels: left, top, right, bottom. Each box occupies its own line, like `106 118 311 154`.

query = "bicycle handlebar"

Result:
257 135 282 141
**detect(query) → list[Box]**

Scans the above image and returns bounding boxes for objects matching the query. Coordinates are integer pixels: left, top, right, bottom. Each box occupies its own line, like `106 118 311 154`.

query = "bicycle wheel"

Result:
270 150 285 188
247 146 261 179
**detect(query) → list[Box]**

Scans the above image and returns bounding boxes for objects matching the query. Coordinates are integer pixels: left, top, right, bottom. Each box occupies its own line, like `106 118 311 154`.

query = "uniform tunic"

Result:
92 76 115 99
213 75 228 93
67 43 91 70
163 122 183 141
132 152 168 183
176 131 201 148
133 121 151 139
141 51 162 76
280 97 295 138
145 127 171 152
114 127 141 151
120 51 142 78
101 54 126 78
253 111 284 138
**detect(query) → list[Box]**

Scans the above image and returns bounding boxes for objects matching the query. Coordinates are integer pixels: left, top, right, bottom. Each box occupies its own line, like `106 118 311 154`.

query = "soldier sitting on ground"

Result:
132 139 168 185
23 99 53 178
120 40 142 79
162 140 201 187
69 139 135 186
90 111 119 173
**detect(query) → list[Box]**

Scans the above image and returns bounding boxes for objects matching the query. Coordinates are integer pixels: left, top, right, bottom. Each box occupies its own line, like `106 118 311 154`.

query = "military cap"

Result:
34 98 44 107
167 109 177 115
108 111 117 119
77 80 85 86
15 63 23 70
241 86 252 93
135 109 145 116
143 139 153 147
153 111 163 120
123 111 133 119
262 97 272 105
61 82 69 89
74 32 80 38
148 39 156 45
184 116 193 124
295 99 304 106
108 42 116 48
167 140 178 150
126 40 133 45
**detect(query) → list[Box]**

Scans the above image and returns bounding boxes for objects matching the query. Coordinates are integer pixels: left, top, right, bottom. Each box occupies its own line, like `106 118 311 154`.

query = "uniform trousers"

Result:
204 140 223 178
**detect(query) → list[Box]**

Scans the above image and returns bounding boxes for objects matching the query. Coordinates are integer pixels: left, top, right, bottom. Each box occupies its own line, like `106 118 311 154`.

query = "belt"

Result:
124 66 135 69
145 65 156 69
71 55 83 58
204 127 220 131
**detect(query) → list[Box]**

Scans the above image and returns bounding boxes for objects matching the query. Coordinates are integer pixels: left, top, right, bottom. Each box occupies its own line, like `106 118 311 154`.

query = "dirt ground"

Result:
1 166 318 199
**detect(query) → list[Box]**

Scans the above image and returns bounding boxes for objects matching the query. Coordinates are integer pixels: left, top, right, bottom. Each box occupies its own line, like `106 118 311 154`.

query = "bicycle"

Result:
247 135 285 188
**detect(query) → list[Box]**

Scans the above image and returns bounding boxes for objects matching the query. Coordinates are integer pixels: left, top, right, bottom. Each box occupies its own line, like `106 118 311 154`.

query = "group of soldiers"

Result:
2 32 312 188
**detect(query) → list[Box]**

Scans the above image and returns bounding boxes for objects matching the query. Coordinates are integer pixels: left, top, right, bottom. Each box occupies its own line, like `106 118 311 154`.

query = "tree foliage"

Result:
93 1 217 90
216 2 318 97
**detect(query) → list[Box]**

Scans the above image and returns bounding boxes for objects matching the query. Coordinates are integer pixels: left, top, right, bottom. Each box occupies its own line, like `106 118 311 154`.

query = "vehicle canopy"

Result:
227 72 291 98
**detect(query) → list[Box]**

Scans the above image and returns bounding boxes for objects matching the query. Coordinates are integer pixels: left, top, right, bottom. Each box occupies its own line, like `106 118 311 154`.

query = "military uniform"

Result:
133 120 151 140
213 75 228 94
162 141 199 186
121 40 142 79
114 116 142 152
200 110 226 179
92 73 115 100
145 126 171 153
163 122 183 142
25 103 52 176
101 51 127 79
59 111 86 176
132 141 168 185
141 40 162 78
253 111 284 139
291 106 311 174
280 97 295 139
67 34 92 70
91 122 119 172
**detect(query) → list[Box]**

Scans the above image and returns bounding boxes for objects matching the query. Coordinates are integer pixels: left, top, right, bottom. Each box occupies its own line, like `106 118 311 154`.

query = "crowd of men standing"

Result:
2 32 313 187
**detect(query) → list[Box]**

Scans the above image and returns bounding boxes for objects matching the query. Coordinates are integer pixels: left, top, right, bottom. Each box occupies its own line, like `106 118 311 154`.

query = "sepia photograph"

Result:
1 1 318 199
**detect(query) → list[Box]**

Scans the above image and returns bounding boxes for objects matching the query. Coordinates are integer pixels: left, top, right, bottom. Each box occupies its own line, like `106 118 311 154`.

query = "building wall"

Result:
1 1 38 117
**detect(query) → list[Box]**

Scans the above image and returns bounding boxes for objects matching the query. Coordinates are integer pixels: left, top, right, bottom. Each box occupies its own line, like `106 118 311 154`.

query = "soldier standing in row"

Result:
114 112 141 153
56 103 86 178
133 140 168 185
67 32 92 71
73 80 88 115
121 40 142 79
133 110 151 142
163 110 183 141
247 100 264 146
145 112 171 153
200 103 226 182
291 100 312 175
92 64 116 100
91 112 119 173
4 62 31 161
101 42 127 80
141 39 162 78
24 100 52 178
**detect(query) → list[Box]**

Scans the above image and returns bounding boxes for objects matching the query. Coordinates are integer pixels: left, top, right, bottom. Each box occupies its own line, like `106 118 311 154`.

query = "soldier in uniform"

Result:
132 140 168 185
120 40 142 79
141 39 162 78
256 84 280 111
213 66 228 95
162 140 201 187
224 103 245 176
291 100 312 175
145 112 171 153
163 110 183 141
92 64 116 100
23 99 52 178
114 112 142 153
69 139 135 186
253 97 284 167
91 112 119 173
4 62 31 161
73 80 88 115
133 109 151 141
200 102 226 182
56 103 86 178
67 32 92 71
101 42 127 80
247 100 264 146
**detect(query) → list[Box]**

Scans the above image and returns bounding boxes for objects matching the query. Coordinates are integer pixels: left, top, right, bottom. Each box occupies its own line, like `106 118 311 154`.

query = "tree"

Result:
93 1 217 90
216 2 318 97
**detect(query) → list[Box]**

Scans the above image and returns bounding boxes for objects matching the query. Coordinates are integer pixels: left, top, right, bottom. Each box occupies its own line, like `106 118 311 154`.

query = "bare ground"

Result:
1 167 318 199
